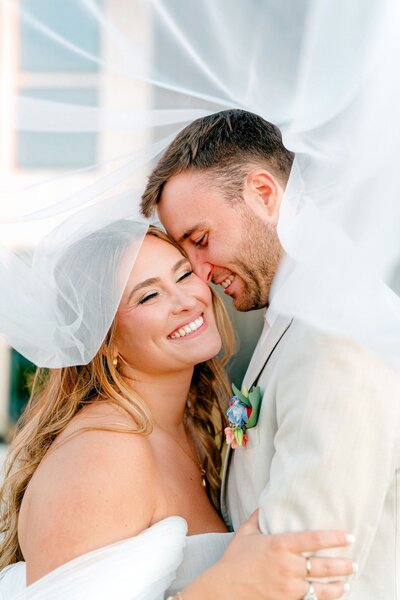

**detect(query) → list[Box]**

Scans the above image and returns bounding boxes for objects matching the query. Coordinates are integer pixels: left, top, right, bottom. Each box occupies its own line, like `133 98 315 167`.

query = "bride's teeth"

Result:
169 315 205 339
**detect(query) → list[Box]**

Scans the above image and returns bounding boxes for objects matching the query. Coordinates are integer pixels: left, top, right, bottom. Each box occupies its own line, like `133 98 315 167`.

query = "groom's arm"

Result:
258 326 400 579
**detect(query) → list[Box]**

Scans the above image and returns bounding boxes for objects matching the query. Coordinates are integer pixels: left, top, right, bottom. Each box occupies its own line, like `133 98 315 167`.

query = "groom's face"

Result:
158 170 283 311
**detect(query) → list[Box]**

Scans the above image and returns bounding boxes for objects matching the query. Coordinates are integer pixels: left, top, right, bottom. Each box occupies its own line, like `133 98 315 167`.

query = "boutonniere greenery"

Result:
224 383 262 449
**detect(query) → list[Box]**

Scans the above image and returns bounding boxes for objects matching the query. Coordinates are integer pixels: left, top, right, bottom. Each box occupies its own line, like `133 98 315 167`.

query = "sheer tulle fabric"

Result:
1 0 400 369
0 517 187 600
0 197 149 367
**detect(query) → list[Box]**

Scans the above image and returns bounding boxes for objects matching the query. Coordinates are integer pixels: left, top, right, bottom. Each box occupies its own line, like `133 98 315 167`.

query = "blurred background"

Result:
0 0 264 465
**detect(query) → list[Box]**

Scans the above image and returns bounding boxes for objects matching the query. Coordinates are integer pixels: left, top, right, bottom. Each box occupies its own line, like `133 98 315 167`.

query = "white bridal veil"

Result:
1 0 400 370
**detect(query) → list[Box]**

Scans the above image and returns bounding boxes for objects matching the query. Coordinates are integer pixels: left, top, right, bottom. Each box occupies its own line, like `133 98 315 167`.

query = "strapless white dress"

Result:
0 517 234 600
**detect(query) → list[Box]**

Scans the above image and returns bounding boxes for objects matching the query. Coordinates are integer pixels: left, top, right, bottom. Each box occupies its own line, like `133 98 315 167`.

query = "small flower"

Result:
233 427 248 447
226 397 249 428
225 426 248 449
224 426 235 446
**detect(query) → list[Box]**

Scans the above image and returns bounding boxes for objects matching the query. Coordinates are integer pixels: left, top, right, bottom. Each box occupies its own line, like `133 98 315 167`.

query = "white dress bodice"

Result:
0 518 234 600
166 530 234 597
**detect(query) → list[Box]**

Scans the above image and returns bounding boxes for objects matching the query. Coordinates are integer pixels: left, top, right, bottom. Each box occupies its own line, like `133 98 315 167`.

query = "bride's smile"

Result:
167 312 206 339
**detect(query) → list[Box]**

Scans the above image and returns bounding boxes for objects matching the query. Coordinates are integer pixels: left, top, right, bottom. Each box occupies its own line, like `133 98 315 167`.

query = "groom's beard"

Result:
232 209 282 312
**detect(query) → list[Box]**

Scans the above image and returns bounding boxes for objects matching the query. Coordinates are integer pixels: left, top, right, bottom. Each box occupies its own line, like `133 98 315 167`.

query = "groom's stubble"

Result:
230 202 283 312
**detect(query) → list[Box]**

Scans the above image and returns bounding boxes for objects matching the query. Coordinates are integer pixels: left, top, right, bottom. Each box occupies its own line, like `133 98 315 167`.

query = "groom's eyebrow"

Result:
127 257 189 301
178 222 207 243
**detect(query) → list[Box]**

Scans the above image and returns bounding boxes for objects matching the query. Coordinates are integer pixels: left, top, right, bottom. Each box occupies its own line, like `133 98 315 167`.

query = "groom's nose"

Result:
187 251 213 283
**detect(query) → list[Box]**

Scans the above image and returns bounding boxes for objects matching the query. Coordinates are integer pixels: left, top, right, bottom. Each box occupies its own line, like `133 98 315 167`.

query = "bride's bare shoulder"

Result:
33 400 156 480
18 401 157 584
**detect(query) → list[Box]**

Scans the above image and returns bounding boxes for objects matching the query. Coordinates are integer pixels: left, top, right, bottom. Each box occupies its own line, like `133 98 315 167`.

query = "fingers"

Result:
301 580 350 600
282 530 354 553
294 554 356 579
296 555 355 600
236 510 260 535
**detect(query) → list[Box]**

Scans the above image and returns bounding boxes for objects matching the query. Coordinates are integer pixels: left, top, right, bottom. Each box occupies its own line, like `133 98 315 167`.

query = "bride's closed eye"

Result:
138 290 158 304
177 269 193 282
137 269 193 305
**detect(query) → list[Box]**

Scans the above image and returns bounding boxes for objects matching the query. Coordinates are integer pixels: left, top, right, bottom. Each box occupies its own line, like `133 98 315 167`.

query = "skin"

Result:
18 236 354 599
158 168 284 310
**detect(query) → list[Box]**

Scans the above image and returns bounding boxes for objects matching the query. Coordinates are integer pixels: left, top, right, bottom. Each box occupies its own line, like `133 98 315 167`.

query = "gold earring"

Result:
112 356 118 367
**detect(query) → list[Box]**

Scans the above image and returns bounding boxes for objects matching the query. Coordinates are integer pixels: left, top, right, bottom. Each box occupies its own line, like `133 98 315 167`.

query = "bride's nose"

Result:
170 287 197 313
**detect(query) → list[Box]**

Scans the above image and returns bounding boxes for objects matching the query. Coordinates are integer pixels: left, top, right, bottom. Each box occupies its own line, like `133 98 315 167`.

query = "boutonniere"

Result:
224 383 262 449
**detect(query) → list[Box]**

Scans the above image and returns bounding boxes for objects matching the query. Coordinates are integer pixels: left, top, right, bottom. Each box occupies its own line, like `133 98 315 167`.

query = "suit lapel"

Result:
220 315 293 526
220 443 233 527
243 315 293 390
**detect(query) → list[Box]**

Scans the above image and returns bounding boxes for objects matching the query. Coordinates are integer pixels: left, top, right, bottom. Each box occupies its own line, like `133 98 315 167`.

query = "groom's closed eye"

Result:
193 233 208 248
178 222 208 244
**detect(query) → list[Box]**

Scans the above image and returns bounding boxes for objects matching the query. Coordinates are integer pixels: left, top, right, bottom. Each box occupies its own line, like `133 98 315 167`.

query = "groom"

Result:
141 110 400 599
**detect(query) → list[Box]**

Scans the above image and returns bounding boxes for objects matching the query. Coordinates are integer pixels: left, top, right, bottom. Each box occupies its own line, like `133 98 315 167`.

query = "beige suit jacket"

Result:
221 316 400 599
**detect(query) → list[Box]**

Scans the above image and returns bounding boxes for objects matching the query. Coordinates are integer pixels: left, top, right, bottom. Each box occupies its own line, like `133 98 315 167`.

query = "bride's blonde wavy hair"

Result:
0 226 234 569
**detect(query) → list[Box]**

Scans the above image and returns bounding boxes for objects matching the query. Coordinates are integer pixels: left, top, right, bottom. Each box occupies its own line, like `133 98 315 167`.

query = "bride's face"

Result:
114 234 222 374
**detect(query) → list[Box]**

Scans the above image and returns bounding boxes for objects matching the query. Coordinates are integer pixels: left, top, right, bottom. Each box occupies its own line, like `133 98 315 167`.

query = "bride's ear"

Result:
245 169 283 223
101 342 118 361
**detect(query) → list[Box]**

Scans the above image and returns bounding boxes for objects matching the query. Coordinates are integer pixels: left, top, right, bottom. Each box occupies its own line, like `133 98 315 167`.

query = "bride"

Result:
0 225 353 599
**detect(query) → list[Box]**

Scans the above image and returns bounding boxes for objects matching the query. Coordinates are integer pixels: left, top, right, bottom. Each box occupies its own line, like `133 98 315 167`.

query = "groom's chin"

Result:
232 293 266 312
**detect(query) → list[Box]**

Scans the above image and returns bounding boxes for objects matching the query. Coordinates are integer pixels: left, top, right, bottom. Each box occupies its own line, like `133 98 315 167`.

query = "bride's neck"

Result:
121 367 193 431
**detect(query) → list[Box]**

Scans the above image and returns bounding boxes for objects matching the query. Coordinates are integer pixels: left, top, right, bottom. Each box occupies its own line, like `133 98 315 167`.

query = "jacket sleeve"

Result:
258 327 400 578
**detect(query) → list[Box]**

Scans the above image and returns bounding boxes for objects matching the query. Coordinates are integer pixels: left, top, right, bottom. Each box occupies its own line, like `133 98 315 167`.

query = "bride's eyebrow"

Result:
127 257 190 301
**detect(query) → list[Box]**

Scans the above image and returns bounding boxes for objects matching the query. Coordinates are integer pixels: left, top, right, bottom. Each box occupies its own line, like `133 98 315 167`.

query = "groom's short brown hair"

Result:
141 109 294 217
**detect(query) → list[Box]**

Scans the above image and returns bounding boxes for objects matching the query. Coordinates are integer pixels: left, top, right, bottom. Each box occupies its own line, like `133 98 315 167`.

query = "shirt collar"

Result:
264 305 278 328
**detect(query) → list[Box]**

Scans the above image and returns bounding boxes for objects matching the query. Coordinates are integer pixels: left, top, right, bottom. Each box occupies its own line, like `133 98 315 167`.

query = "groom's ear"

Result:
245 169 283 222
